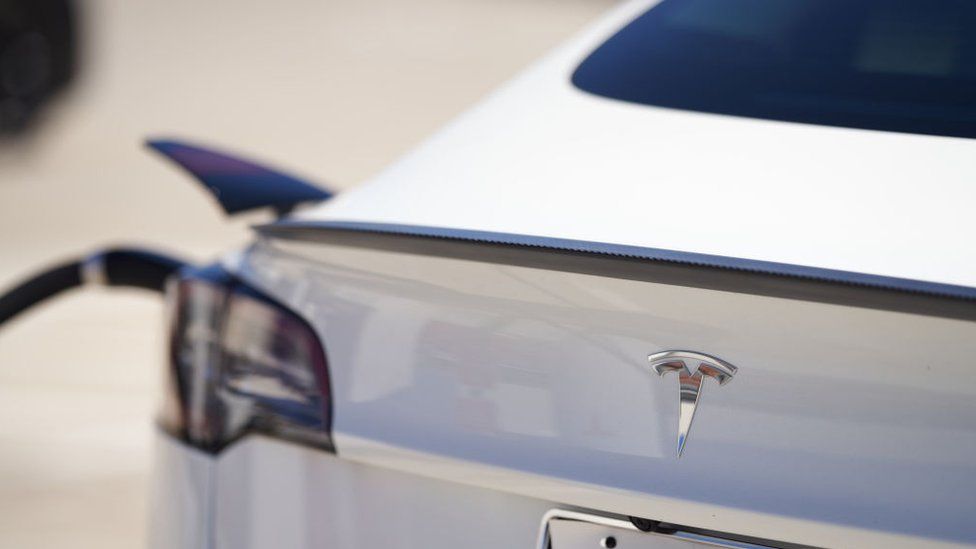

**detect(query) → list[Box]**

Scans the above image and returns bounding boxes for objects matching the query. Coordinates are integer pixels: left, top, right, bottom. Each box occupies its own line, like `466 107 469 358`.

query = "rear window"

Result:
572 0 976 139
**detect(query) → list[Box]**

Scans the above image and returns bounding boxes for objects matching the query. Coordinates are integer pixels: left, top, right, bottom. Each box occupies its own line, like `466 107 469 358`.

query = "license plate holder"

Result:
537 510 770 549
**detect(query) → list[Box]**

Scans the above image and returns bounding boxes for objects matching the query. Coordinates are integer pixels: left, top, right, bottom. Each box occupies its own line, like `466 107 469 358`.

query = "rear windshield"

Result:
572 0 976 139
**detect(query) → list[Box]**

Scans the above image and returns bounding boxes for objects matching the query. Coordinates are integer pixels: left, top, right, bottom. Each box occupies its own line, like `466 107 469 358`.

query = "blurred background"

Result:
0 1 615 546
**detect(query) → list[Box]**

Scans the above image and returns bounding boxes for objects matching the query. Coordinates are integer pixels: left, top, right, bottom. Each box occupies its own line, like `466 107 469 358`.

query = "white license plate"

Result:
540 510 769 549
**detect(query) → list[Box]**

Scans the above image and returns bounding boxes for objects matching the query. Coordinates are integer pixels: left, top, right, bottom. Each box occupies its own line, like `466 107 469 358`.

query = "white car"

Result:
3 1 976 548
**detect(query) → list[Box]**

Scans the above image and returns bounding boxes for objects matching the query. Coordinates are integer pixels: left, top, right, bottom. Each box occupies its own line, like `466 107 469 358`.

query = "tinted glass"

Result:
572 0 976 138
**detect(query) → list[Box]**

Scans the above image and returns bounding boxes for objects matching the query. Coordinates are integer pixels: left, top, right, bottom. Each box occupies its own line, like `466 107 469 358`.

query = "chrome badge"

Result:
648 351 737 457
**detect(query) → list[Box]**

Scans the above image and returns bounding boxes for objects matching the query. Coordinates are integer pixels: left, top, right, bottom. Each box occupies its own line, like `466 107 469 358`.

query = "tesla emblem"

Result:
648 351 737 457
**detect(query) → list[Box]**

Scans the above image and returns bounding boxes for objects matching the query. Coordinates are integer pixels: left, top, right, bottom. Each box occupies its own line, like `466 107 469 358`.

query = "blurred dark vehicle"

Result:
0 0 76 134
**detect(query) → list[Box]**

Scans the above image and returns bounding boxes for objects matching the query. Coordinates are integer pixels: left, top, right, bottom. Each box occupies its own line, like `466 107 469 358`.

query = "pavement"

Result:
0 1 614 547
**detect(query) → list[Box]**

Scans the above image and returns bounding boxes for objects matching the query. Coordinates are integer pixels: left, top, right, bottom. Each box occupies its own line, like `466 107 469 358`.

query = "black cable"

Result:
0 259 82 326
100 249 186 291
0 247 187 328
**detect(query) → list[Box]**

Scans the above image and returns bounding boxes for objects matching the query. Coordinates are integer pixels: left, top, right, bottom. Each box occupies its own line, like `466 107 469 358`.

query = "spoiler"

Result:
146 139 333 216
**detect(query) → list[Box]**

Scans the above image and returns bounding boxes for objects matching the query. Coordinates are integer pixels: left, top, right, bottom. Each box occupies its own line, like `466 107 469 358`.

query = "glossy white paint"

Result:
149 432 559 549
237 237 976 548
211 435 555 549
295 0 976 290
149 434 214 549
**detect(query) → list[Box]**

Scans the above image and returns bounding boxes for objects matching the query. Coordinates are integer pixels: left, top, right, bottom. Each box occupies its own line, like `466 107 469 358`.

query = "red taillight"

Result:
161 265 332 453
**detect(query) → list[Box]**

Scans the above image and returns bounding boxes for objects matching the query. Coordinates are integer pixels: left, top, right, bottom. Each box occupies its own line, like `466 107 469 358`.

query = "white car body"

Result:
150 1 976 548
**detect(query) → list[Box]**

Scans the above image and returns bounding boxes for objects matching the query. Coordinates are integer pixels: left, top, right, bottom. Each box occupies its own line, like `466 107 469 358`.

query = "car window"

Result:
572 0 976 139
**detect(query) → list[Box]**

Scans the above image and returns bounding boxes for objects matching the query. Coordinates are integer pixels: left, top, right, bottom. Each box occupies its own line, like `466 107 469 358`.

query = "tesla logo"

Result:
648 351 737 457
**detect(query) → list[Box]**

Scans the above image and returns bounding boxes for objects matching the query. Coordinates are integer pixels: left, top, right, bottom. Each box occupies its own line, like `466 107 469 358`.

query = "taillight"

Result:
161 265 332 453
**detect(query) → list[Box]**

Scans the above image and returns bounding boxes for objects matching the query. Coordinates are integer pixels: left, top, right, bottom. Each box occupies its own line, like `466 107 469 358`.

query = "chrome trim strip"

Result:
536 509 636 549
255 220 976 322
536 509 776 549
